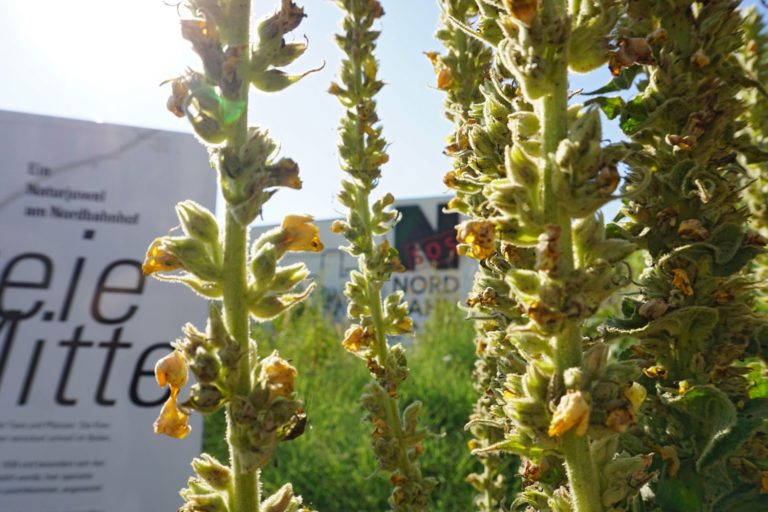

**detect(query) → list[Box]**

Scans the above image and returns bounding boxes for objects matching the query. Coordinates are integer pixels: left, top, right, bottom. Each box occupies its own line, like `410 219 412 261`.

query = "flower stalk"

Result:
440 1 645 510
431 1 511 509
143 1 322 511
329 1 437 509
604 1 768 509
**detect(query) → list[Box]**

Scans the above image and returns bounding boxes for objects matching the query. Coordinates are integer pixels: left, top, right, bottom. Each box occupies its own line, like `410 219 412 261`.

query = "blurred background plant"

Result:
204 299 480 511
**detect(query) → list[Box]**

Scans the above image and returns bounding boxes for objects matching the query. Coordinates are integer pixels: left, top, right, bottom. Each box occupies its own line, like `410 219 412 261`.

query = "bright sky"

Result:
1 1 765 225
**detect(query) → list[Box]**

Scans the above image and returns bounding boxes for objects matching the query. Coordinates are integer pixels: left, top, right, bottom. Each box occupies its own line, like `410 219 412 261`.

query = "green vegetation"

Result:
204 299 481 511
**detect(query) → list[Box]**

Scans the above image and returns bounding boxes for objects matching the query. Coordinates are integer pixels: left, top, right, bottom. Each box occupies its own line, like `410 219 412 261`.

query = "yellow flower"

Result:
262 351 298 398
671 268 694 296
142 238 182 275
342 324 371 353
436 67 453 90
624 382 647 411
153 350 190 439
643 365 669 379
155 350 188 395
456 220 495 260
548 391 590 438
154 396 191 439
280 215 324 253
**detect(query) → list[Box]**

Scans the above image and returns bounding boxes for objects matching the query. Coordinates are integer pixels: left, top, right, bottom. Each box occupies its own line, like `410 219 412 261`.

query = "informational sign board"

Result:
0 111 212 512
261 197 478 330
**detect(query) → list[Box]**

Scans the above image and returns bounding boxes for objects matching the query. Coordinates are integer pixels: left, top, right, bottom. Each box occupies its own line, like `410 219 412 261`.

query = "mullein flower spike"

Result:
331 1 437 509
146 1 319 510
438 1 650 511
604 1 768 509
433 3 511 509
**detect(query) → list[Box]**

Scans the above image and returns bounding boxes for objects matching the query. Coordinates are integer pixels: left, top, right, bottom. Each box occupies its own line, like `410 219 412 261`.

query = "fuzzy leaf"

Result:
696 398 768 472
584 66 642 95
708 223 744 264
655 467 706 512
666 386 738 463
586 96 625 120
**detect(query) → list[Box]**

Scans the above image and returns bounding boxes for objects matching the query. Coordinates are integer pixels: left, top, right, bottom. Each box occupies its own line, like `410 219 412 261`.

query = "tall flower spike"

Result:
440 1 645 511
433 2 514 510
146 1 319 510
331 1 436 509
606 1 768 509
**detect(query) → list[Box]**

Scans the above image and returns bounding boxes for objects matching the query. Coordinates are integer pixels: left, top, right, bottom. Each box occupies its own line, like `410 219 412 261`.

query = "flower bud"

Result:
249 284 314 321
262 483 295 512
185 383 225 414
189 350 220 383
265 158 302 189
143 236 220 281
250 242 277 289
271 263 311 293
180 492 227 512
191 454 231 491
176 200 219 245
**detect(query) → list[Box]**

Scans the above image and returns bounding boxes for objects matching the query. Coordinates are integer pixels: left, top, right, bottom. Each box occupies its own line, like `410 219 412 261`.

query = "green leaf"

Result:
666 386 738 465
696 398 768 472
712 246 763 276
709 223 744 264
655 467 706 512
715 490 768 511
584 66 643 95
586 96 625 120
748 361 768 399
619 96 650 134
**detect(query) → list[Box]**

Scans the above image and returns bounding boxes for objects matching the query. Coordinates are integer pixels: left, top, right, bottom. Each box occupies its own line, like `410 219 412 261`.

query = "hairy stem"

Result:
223 1 258 511
539 1 600 509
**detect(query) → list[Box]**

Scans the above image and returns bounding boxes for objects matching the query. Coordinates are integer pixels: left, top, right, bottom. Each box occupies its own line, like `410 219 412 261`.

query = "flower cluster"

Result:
604 1 768 509
438 2 650 511
329 1 437 509
143 1 321 511
431 2 510 510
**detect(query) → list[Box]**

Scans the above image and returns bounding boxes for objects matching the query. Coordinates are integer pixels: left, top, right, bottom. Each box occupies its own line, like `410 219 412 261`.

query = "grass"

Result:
203 298 483 511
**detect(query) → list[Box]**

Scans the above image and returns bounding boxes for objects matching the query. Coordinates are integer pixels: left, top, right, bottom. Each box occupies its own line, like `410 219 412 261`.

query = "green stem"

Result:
360 191 417 478
539 1 601 509
222 1 258 512
223 212 260 512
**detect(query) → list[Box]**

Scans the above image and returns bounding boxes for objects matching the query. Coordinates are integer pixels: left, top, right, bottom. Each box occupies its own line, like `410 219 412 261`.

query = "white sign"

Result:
0 111 212 512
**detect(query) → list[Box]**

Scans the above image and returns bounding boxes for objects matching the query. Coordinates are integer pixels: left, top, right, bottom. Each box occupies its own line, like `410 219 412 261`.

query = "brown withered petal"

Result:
506 0 537 26
671 268 694 296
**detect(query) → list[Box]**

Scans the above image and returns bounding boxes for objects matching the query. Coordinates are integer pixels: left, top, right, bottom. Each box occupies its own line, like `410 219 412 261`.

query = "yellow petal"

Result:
548 391 590 438
142 238 182 275
155 350 188 391
671 268 694 296
262 351 298 398
280 215 324 253
456 220 495 260
154 397 191 439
